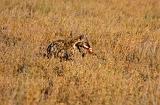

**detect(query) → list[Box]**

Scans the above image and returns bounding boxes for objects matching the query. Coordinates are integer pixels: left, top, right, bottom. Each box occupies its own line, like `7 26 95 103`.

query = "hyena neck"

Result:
66 36 82 48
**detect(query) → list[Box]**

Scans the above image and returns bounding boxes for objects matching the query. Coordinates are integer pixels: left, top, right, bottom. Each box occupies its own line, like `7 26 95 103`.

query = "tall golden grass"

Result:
0 0 160 105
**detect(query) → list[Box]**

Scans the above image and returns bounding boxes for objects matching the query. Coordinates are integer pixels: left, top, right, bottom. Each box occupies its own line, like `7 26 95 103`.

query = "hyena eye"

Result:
84 42 90 48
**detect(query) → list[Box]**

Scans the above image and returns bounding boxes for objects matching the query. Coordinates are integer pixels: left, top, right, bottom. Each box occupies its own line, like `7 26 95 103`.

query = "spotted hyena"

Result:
46 35 92 61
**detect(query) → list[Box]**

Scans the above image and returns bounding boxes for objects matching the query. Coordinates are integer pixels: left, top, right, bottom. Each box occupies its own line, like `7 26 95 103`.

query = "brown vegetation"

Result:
0 0 160 105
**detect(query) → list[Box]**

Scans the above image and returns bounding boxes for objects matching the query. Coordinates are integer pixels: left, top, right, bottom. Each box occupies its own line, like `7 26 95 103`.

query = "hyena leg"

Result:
75 42 86 57
47 43 58 59
58 50 73 62
58 50 68 62
77 46 86 57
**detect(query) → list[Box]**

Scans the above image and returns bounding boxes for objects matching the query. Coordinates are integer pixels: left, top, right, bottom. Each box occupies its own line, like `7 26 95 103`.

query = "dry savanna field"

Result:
0 0 160 105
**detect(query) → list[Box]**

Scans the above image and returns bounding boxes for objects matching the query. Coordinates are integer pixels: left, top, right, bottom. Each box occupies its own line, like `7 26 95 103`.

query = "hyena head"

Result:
74 35 93 54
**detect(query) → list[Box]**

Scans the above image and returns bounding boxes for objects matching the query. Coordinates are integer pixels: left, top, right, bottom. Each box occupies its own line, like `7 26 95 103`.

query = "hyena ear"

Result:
69 31 73 37
79 34 85 40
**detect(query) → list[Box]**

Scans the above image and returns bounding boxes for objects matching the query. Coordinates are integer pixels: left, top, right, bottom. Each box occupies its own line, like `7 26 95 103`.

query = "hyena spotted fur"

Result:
46 35 92 61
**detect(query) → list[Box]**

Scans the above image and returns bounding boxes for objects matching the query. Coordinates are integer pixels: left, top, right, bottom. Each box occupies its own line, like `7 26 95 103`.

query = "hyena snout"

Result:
79 35 93 53
75 41 93 55
83 42 93 53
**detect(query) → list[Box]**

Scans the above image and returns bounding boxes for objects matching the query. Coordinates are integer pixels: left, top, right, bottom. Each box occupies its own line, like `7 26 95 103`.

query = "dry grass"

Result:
0 0 160 105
